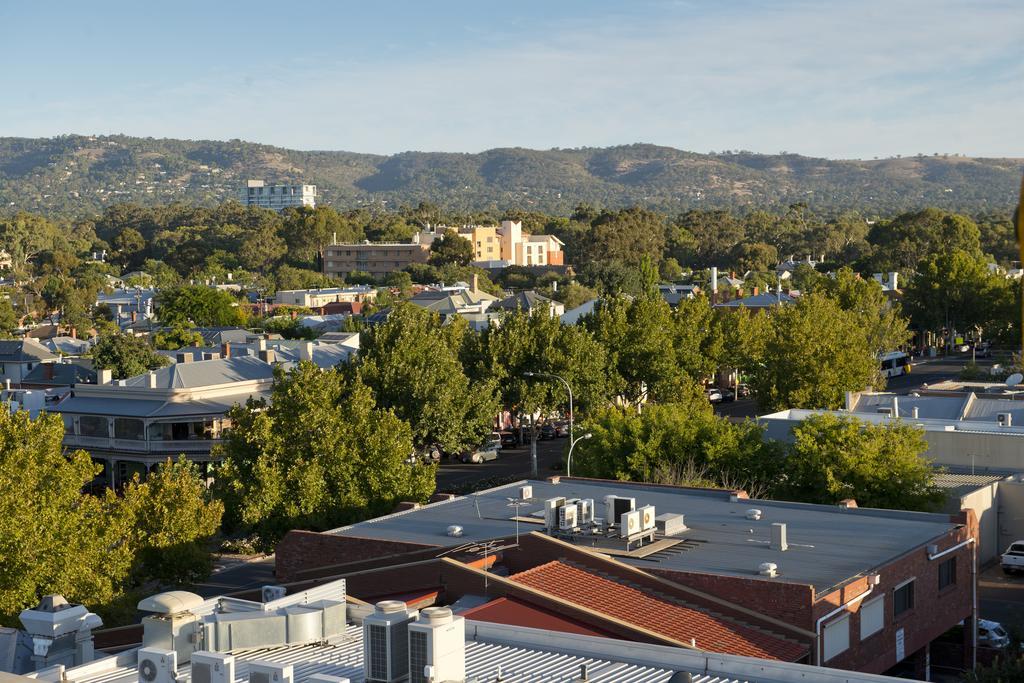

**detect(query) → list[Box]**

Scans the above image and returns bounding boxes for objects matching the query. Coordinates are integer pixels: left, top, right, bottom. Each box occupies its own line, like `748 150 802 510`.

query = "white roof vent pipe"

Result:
446 525 463 537
745 509 763 521
759 562 779 577
770 523 788 552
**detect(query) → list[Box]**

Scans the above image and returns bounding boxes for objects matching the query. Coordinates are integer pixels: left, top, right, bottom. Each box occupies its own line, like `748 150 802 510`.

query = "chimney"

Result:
98 369 112 385
770 522 788 551
259 349 276 364
752 286 759 296
299 341 314 362
888 271 899 291
146 372 157 388
70 327 77 340
838 499 858 509
176 352 191 364
130 310 137 322
221 342 232 359
912 406 919 419
257 338 268 352
710 266 718 293
472 273 479 292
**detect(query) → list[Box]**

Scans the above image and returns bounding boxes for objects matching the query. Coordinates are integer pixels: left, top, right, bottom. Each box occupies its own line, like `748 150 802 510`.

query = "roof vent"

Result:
745 509 763 521
759 562 779 577
446 525 463 537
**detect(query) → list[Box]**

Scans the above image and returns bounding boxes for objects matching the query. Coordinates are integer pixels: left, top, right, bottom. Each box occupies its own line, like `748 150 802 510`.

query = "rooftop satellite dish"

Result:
1006 373 1023 388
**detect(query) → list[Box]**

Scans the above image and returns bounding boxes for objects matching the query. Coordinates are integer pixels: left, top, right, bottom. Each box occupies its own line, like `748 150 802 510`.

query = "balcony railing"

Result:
63 434 222 454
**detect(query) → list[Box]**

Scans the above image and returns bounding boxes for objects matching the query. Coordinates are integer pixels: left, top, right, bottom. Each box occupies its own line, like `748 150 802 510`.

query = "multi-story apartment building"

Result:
242 180 316 210
458 220 564 267
322 240 431 279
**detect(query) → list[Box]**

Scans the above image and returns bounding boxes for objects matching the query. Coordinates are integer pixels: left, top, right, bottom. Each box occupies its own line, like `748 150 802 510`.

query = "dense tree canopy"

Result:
157 285 244 327
215 362 435 543
92 332 170 379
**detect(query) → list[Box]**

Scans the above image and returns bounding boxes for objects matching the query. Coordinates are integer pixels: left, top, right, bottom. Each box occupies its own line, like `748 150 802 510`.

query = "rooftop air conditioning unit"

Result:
577 499 595 525
997 412 1013 427
605 496 635 528
543 497 566 530
307 676 350 683
620 509 641 538
248 661 293 683
408 607 465 683
190 652 234 683
137 647 178 683
363 601 418 683
559 504 578 530
639 505 656 532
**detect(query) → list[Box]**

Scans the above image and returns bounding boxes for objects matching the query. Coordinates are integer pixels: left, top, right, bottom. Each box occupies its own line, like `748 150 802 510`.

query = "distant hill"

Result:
1 135 1020 217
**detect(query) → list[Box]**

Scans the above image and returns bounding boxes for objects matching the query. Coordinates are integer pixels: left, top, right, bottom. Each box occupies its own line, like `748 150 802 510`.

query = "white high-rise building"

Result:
242 180 316 210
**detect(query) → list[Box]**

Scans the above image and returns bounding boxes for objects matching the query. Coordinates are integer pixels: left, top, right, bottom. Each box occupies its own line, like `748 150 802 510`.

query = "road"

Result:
979 563 1024 632
435 437 569 492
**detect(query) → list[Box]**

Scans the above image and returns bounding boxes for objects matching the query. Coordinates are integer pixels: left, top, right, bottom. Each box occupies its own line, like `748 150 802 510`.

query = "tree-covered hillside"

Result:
1 135 1020 217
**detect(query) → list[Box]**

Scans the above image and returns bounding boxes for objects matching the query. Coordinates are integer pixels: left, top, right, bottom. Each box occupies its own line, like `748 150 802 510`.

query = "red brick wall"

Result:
275 530 441 582
812 516 977 674
647 568 815 628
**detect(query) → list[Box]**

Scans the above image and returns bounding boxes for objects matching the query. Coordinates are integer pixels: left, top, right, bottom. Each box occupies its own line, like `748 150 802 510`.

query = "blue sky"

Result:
1 0 1022 159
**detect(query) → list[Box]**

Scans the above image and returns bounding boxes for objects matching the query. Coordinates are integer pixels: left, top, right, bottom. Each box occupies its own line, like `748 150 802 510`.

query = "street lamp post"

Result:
566 433 592 479
522 371 574 443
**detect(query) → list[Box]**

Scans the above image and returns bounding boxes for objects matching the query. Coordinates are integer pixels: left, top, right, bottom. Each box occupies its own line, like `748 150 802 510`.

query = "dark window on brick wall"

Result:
894 580 915 617
938 557 957 590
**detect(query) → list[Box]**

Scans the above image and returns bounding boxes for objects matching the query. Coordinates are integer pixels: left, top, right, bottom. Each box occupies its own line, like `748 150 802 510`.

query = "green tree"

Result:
815 267 910 355
153 325 205 350
121 457 223 585
0 410 135 623
582 207 667 266
745 293 879 411
93 333 170 379
865 208 982 273
157 285 244 327
214 362 435 542
356 304 499 455
782 414 945 511
0 298 16 338
429 229 474 267
903 248 1007 345
112 227 146 268
573 389 780 487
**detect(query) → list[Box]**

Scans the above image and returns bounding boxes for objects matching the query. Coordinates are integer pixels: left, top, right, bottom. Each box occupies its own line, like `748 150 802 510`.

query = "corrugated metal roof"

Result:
67 625 728 683
932 472 1008 498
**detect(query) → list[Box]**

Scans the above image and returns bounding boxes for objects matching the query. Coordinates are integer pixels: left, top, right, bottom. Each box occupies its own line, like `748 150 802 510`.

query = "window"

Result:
823 613 850 661
938 557 957 590
860 596 884 639
114 418 145 441
893 580 915 617
79 415 109 438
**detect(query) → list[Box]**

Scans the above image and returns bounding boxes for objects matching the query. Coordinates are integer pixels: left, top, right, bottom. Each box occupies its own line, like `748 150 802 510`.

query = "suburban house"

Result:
491 290 564 317
0 339 58 387
273 286 377 308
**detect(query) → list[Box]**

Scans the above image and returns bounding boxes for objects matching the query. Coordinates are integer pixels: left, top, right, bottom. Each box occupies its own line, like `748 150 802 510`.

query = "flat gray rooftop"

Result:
331 479 959 595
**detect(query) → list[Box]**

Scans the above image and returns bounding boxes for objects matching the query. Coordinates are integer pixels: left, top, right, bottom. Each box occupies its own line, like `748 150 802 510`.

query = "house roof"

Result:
715 292 795 309
327 478 959 594
123 355 274 389
509 561 807 661
21 362 96 387
493 290 553 312
459 596 618 638
0 339 58 363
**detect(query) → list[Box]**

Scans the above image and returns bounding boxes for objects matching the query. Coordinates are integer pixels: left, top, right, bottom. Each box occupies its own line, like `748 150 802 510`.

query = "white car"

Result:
1001 540 1024 575
461 443 500 464
978 619 1011 649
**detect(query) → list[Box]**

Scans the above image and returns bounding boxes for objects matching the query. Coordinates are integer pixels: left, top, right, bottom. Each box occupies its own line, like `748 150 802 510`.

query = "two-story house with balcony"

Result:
55 354 276 487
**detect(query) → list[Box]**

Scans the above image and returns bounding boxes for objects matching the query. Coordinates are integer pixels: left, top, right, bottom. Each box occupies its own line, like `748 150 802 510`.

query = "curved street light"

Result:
566 432 592 479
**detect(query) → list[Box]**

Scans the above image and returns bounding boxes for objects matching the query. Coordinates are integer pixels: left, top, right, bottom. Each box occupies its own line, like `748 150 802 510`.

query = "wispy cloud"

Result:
2 0 1022 158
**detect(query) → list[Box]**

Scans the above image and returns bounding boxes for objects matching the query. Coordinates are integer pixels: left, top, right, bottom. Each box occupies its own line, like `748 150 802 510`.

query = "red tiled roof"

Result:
510 560 806 661
461 597 618 638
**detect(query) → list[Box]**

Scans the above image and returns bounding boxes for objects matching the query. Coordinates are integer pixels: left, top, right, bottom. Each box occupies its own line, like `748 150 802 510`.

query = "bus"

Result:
880 351 911 378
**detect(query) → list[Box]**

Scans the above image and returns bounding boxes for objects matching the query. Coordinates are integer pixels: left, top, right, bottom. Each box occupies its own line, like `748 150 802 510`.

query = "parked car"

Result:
461 443 501 463
499 431 518 448
956 343 971 353
974 342 992 358
1001 540 1024 575
721 388 736 403
554 422 570 438
488 432 503 449
705 387 723 404
540 424 556 440
736 383 752 398
978 619 1011 649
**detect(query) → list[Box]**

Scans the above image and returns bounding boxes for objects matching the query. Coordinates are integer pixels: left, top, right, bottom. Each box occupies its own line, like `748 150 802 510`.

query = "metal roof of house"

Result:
328 479 958 594
122 356 273 389
931 472 1009 499
493 290 553 312
509 560 807 661
53 393 267 419
0 339 58 363
21 362 96 387
714 293 794 309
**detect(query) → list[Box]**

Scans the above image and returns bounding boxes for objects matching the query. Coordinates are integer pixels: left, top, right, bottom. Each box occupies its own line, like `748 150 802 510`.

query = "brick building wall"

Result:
275 530 441 582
